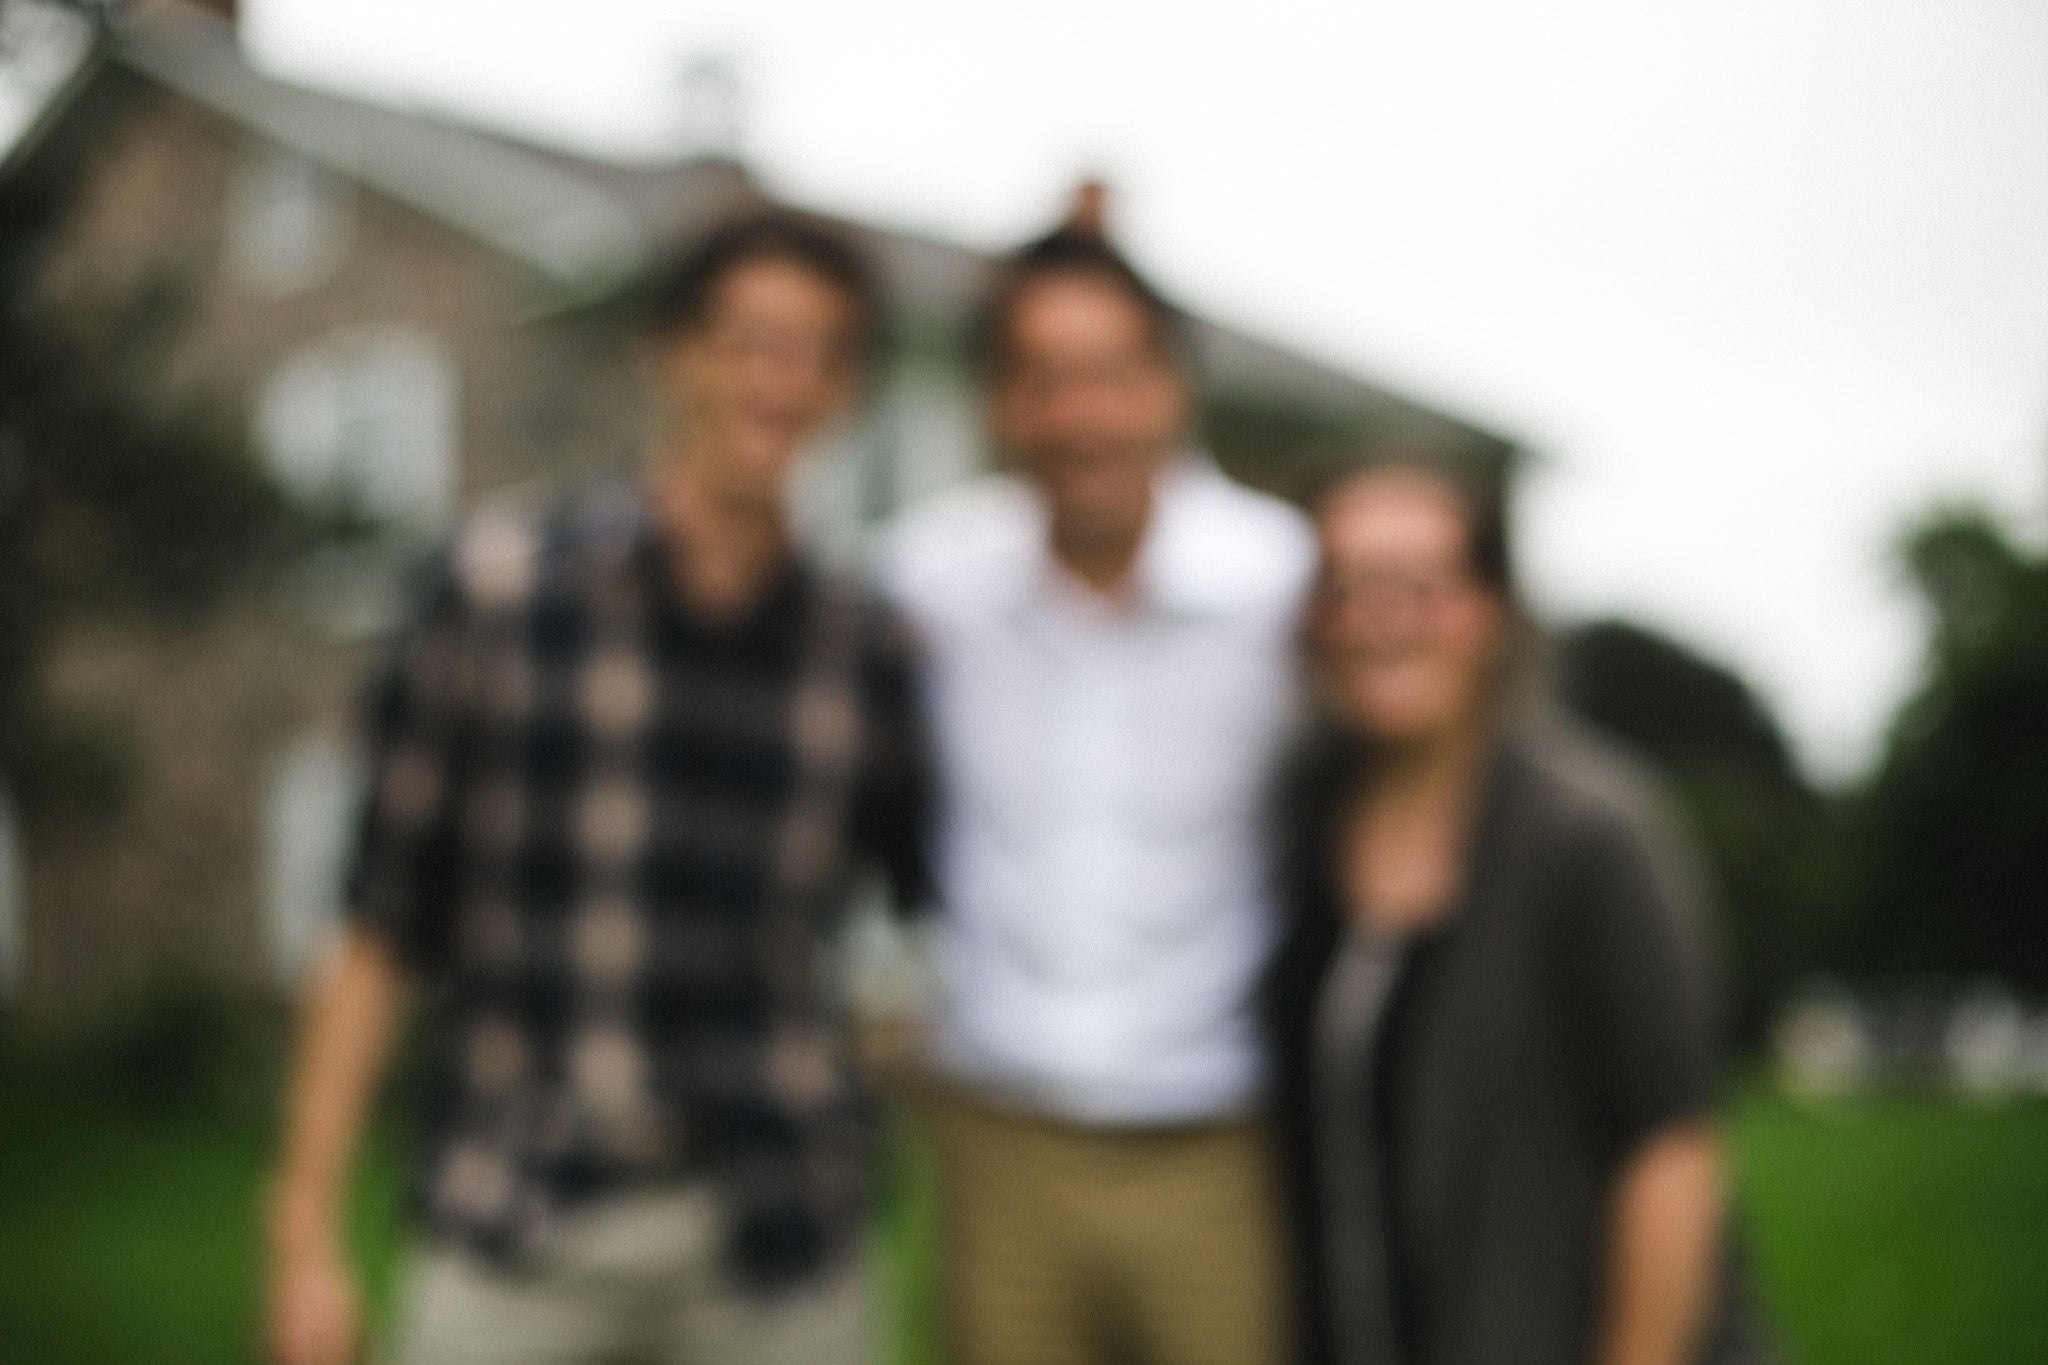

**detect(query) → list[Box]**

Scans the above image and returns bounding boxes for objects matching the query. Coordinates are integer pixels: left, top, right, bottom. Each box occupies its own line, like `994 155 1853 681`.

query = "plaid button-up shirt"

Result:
344 488 928 1290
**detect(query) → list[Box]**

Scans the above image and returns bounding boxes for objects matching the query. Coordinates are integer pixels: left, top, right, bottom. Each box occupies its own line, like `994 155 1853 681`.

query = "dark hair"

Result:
970 227 1193 376
1305 440 1548 720
1304 442 1515 599
643 209 884 369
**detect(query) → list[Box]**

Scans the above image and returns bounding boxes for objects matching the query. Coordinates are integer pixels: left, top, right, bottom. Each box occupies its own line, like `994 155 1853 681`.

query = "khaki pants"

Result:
394 1184 872 1365
931 1089 1288 1365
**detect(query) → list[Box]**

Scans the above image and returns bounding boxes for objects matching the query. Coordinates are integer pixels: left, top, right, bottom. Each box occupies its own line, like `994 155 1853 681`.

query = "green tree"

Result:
1556 618 1848 1048
0 59 310 814
1850 506 2048 991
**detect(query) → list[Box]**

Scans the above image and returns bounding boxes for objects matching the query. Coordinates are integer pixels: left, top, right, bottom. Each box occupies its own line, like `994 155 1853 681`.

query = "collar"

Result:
1135 453 1264 617
574 484 809 629
1011 452 1246 620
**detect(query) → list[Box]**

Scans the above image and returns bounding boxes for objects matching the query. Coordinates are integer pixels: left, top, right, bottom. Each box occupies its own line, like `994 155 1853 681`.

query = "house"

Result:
0 0 1515 1021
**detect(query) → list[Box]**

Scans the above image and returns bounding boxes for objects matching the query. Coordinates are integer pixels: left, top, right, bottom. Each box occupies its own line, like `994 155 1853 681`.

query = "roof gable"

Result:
10 1 1514 461
112 6 646 293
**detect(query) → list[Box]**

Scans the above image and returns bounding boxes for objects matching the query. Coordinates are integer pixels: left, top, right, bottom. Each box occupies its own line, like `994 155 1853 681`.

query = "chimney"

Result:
1064 178 1110 237
676 55 745 161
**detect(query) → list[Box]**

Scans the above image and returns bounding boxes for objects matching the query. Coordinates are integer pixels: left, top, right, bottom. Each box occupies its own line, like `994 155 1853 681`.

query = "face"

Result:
990 272 1187 545
652 256 860 509
1308 469 1508 745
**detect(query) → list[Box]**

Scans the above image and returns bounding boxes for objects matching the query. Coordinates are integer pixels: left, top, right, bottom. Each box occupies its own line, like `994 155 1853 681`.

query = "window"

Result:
786 413 878 571
0 0 94 163
256 327 459 529
262 734 363 984
885 361 986 505
786 359 987 566
224 151 350 296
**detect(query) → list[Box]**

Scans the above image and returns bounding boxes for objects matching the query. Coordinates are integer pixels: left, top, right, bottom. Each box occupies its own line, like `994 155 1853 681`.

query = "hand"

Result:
264 934 410 1364
267 1239 362 1365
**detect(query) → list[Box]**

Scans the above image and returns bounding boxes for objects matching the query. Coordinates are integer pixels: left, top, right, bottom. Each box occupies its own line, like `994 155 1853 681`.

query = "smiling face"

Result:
989 270 1188 552
651 254 861 511
1308 467 1509 745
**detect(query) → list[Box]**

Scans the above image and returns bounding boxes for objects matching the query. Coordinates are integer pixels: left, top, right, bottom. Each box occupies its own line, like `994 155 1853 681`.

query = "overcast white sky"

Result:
242 0 2048 783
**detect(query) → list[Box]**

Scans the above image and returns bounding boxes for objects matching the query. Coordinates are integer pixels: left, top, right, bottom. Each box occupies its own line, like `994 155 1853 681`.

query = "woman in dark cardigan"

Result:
1265 456 1768 1365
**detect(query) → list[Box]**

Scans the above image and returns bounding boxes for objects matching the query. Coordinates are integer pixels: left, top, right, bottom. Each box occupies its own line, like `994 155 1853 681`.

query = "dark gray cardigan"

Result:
1264 720 1772 1365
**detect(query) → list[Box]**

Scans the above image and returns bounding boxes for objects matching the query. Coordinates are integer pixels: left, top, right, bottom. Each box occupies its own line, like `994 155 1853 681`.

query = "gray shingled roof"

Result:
47 2 1511 453
114 5 649 290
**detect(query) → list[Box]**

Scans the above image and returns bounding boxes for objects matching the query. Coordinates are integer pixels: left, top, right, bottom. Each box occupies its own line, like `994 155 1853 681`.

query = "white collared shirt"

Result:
877 456 1314 1123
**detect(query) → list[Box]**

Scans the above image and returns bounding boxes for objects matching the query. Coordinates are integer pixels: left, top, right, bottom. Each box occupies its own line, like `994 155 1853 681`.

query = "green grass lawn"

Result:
0 1063 407 1363
2 1043 2043 1364
1730 1091 2048 1365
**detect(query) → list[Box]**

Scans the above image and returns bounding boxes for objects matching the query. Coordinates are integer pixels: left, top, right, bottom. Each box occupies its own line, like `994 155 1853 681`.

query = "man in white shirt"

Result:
879 225 1312 1365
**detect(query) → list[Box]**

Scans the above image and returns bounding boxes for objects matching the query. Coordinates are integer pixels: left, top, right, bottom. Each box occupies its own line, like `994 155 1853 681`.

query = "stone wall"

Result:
13 69 646 1019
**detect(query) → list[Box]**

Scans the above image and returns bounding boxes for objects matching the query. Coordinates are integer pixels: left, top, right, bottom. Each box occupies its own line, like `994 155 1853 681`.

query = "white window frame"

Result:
262 733 364 985
255 326 460 531
224 150 351 297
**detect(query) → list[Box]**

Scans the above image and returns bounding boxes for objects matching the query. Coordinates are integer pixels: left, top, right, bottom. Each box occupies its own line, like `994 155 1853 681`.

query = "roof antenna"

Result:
1064 177 1110 237
676 54 744 161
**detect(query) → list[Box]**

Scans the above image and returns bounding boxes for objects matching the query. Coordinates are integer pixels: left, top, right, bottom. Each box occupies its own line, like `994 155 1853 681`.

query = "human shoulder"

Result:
1179 459 1314 553
871 473 1041 609
1509 716 1709 910
795 555 913 647
1514 717 1676 837
1512 720 1724 1076
1153 459 1316 610
441 483 642 612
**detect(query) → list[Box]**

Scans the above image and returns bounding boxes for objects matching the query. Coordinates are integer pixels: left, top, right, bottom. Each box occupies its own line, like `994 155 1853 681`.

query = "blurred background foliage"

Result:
0 176 324 817
1851 507 2048 992
1555 498 2048 1049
